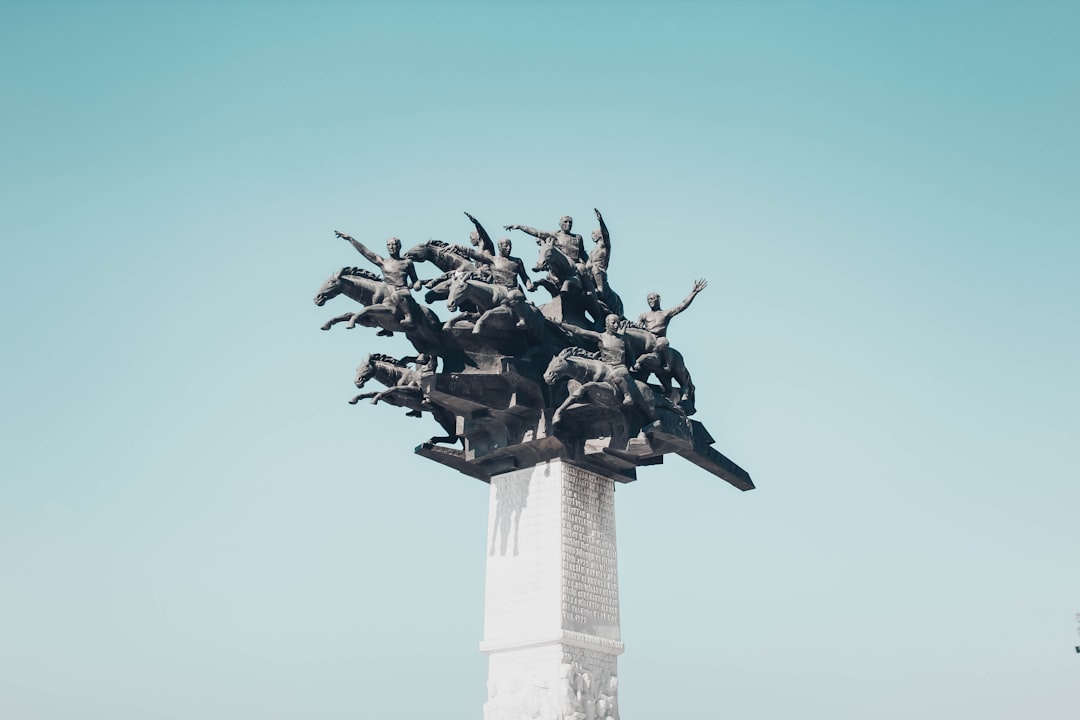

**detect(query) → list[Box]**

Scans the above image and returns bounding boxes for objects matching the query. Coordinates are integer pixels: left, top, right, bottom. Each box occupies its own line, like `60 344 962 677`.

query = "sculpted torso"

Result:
491 255 524 289
380 257 415 289
555 232 586 264
637 310 672 337
598 332 629 367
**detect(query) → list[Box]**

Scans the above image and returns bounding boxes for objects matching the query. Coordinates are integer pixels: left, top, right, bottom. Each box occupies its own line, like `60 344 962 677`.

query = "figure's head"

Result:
604 314 621 333
386 237 401 255
591 227 603 242
469 230 481 247
559 216 573 232
647 292 660 310
498 237 512 257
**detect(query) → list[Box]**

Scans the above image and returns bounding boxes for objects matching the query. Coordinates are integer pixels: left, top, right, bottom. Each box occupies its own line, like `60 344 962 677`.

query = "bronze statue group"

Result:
314 209 712 478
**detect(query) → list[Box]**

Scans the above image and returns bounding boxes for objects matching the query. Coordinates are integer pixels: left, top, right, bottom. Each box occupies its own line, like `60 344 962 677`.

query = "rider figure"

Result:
460 211 496 260
420 212 496 292
634 279 707 372
504 215 591 286
490 237 535 293
587 208 611 294
558 315 656 420
336 232 423 334
488 237 536 327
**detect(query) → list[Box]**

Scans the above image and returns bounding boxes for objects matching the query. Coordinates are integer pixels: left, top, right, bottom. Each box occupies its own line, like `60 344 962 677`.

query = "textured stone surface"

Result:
481 460 622 720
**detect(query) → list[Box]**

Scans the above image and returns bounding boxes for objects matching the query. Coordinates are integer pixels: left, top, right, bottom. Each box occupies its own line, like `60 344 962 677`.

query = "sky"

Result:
1 1 1078 718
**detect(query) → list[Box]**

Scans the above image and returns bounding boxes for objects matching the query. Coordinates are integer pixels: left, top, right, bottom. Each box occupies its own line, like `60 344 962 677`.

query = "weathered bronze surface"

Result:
314 210 753 489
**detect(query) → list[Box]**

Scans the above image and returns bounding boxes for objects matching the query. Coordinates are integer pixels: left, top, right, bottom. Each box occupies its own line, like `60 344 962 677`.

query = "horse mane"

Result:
464 268 493 283
340 266 383 282
558 346 601 361
427 239 449 248
368 352 408 366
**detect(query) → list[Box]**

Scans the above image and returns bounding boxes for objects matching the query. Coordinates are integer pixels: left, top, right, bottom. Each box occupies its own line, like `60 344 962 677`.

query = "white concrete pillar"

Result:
480 459 622 720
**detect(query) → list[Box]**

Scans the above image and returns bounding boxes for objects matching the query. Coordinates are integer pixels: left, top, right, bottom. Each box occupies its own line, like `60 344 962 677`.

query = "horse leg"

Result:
630 351 663 377
430 409 462 447
322 312 355 331
473 305 511 334
348 391 377 405
445 311 477 329
552 388 585 428
424 279 452 304
534 277 559 297
370 389 397 405
345 307 374 330
613 372 657 420
674 361 696 414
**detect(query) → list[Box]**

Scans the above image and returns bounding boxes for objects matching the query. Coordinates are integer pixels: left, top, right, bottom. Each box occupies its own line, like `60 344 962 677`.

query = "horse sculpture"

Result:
313 267 443 353
532 240 609 326
621 326 695 414
542 347 657 429
445 271 546 337
405 240 486 305
349 353 458 446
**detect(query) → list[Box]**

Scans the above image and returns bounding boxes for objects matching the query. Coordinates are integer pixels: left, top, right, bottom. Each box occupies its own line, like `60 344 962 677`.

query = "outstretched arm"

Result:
464 211 495 256
557 321 602 349
594 208 610 244
451 244 493 265
668 278 708 318
504 224 555 242
335 231 383 268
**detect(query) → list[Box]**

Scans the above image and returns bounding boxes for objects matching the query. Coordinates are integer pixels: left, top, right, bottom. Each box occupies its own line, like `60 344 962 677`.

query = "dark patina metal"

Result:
315 210 753 490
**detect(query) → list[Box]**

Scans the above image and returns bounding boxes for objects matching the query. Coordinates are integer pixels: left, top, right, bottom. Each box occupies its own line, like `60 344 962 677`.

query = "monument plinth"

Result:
314 209 754 718
481 460 621 720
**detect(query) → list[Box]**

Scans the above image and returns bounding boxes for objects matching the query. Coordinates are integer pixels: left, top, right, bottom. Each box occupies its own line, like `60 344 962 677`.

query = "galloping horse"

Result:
542 347 656 428
533 240 608 325
621 326 695 414
404 240 485 305
313 267 443 352
349 353 458 446
351 352 422 401
446 272 545 337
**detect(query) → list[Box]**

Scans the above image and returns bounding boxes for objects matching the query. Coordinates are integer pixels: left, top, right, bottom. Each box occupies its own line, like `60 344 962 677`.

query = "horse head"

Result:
533 238 555 274
533 238 573 278
542 351 569 385
543 347 595 385
446 272 470 312
354 354 378 389
313 268 345 306
403 241 434 263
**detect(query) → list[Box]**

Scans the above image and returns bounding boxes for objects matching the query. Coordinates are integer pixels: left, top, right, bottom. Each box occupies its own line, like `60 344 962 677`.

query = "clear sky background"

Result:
2 1 1078 718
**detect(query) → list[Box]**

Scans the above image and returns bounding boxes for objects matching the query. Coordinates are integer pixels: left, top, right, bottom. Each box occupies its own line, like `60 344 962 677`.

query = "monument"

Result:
314 209 754 719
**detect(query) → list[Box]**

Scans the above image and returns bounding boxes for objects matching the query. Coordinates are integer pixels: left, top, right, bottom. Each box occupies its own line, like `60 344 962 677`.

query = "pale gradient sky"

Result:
2 2 1078 718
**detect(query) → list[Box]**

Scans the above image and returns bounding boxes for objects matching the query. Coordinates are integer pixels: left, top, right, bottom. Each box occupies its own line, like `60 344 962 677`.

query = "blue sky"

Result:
2 2 1078 718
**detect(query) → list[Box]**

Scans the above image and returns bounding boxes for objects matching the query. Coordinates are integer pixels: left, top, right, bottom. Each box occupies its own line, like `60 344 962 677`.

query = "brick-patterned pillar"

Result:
479 459 622 720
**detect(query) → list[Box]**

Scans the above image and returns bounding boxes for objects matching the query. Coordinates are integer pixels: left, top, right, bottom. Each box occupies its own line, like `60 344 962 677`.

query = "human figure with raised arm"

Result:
504 215 587 266
633 279 707 372
335 231 423 334
587 208 611 294
460 211 495 260
445 236 540 334
337 232 422 291
417 213 496 298
557 315 655 420
489 237 535 293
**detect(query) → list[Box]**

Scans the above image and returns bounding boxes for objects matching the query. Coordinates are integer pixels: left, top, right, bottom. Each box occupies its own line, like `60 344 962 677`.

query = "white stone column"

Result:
480 459 622 720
